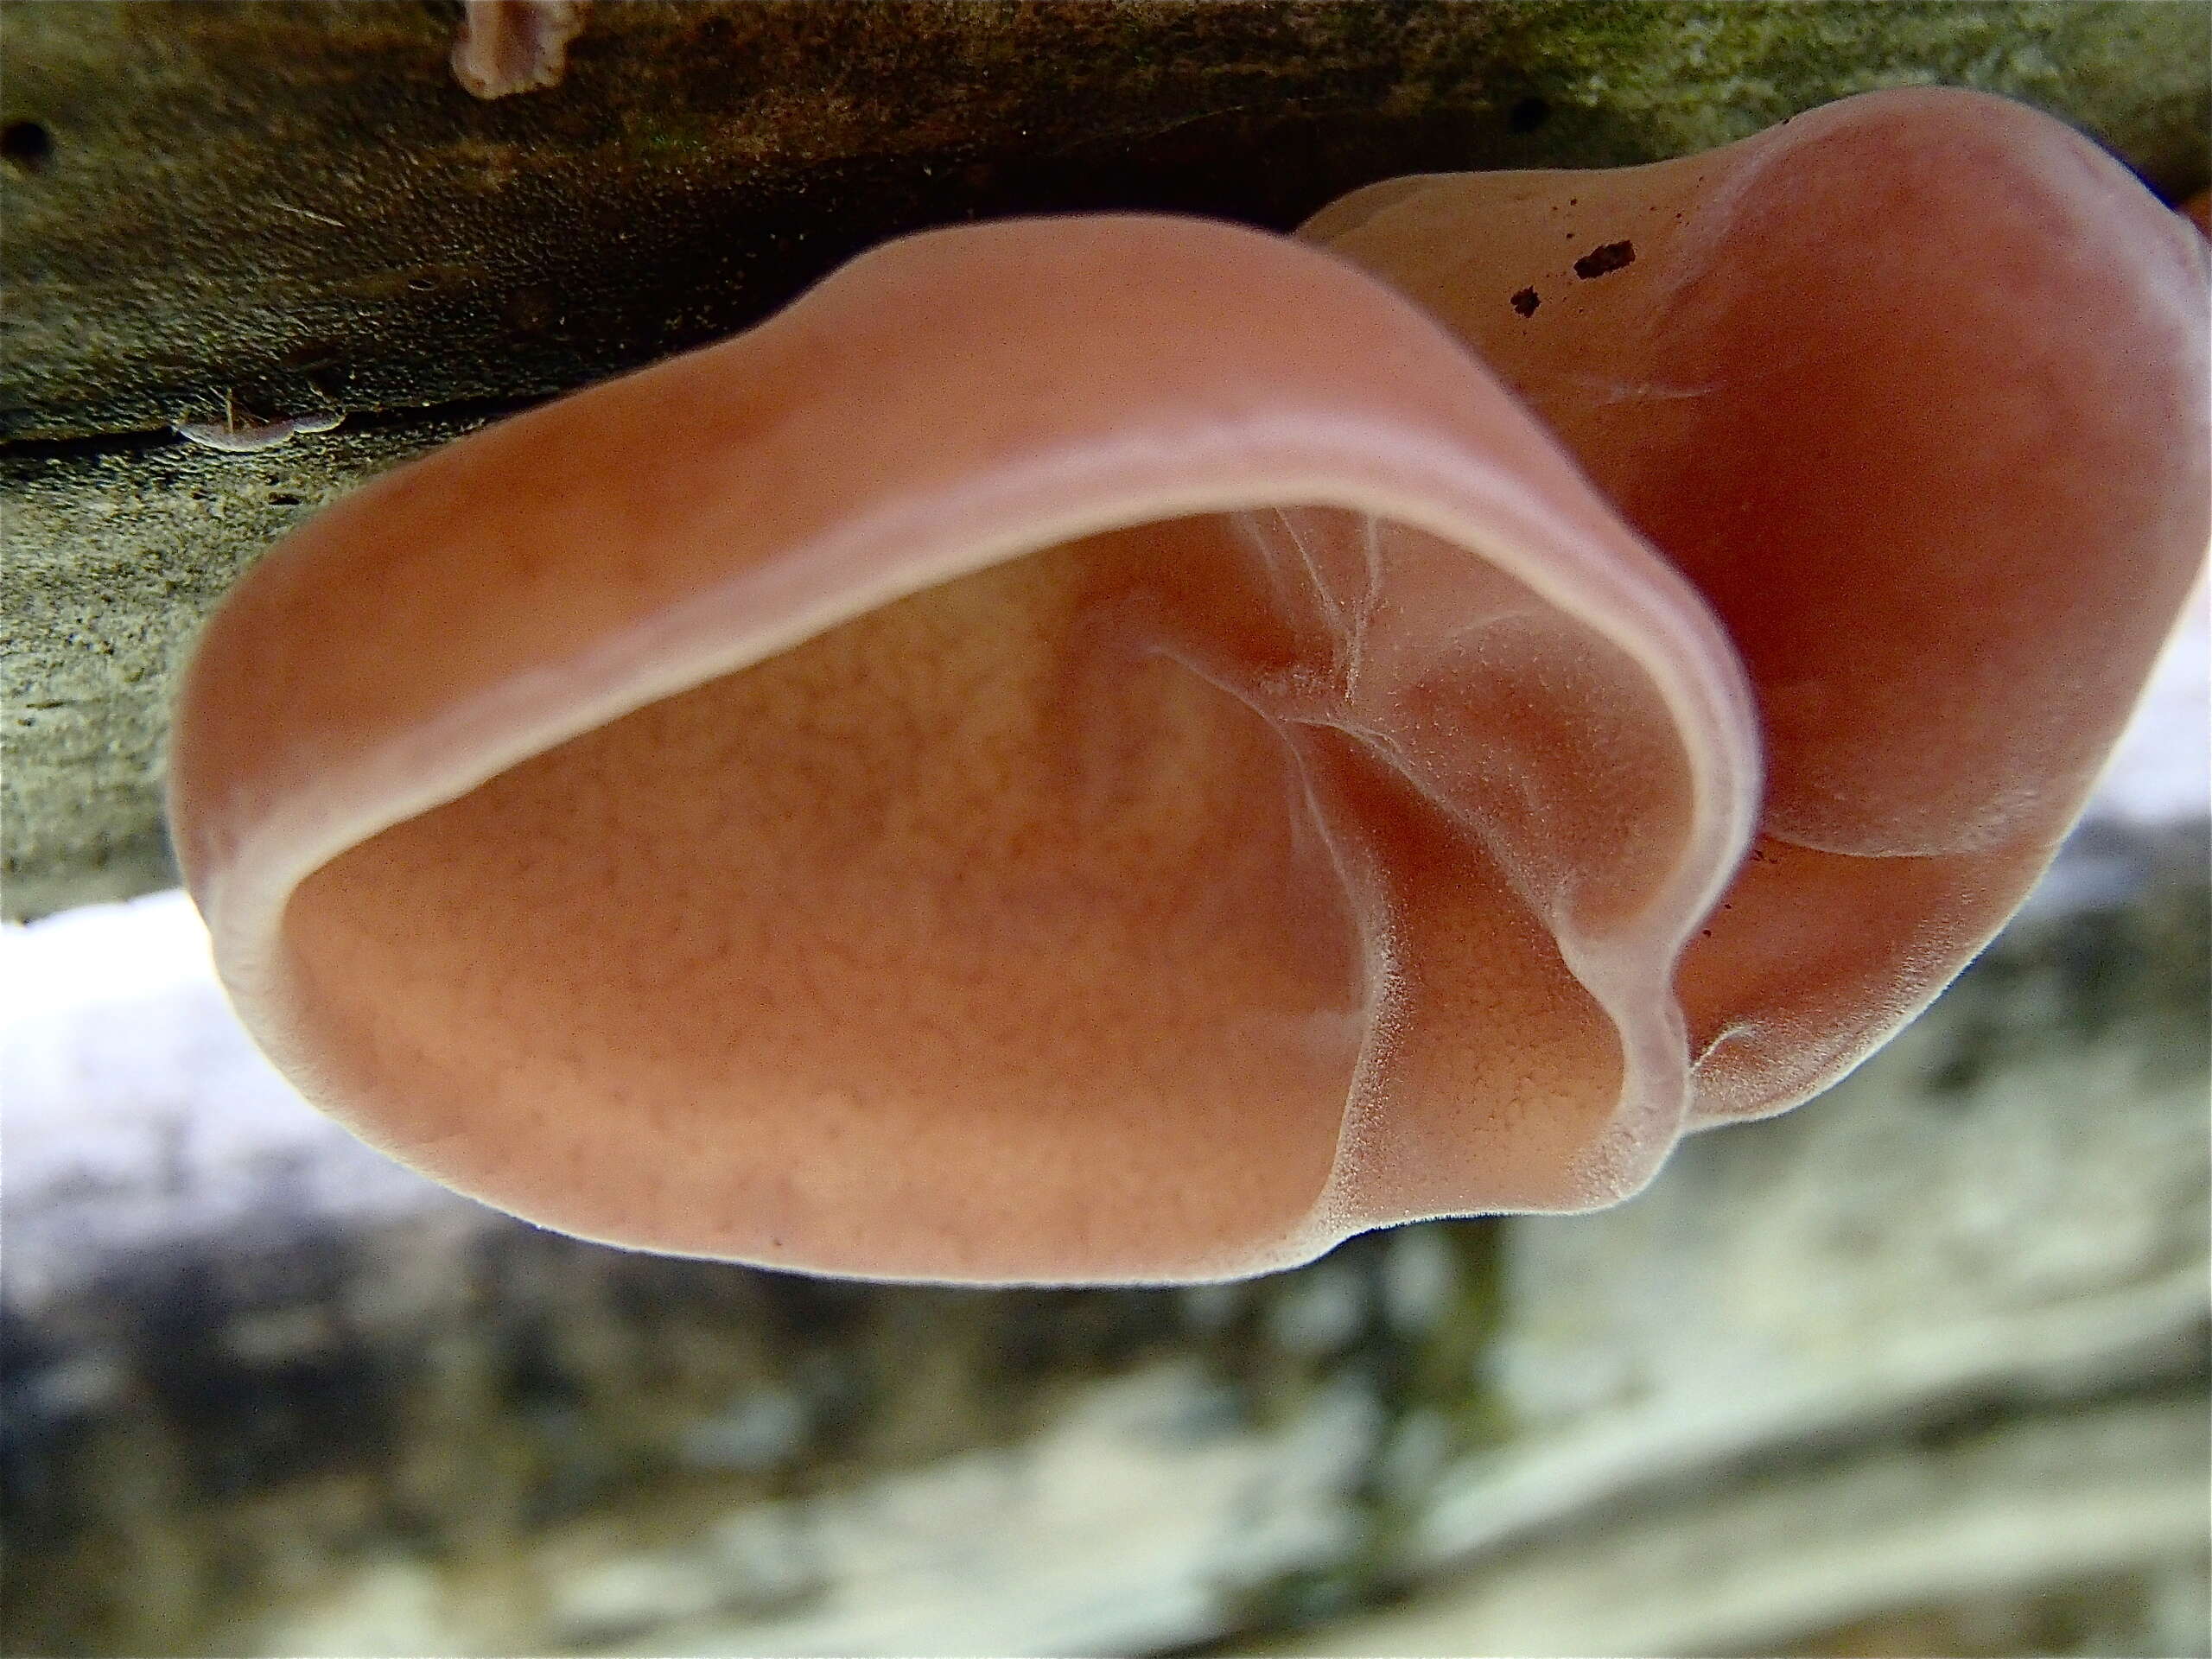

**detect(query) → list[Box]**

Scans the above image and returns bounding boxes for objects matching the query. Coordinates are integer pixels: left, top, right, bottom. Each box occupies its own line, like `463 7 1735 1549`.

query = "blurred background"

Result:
3 5 2207 1656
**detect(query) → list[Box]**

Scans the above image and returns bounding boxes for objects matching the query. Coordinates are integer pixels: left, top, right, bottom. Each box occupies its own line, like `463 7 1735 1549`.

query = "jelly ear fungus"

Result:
168 90 2208 1284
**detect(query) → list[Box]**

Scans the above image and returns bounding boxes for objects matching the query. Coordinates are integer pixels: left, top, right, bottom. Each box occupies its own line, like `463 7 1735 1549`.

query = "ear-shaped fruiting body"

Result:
1303 86 2210 1124
168 215 1759 1281
168 90 2207 1285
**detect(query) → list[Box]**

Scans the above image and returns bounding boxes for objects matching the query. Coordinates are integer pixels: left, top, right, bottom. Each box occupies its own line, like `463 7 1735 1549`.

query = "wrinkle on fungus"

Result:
167 89 2209 1284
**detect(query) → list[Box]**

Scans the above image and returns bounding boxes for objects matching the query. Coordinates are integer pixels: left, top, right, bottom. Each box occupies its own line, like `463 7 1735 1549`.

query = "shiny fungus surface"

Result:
168 90 2209 1283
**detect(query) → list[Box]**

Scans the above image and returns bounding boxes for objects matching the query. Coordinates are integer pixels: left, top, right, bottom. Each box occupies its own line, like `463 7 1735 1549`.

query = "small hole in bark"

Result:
2 121 52 171
1507 96 1551 134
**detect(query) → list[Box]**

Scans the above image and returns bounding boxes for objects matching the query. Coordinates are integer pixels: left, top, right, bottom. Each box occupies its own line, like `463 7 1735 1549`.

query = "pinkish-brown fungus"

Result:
450 0 590 101
167 90 2209 1284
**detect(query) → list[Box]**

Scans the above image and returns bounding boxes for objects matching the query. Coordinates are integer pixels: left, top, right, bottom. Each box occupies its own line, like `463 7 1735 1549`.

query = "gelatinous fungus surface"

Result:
168 91 2209 1284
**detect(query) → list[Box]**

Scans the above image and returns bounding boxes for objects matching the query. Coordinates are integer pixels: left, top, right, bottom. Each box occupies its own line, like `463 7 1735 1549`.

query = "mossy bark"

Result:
3 0 2207 918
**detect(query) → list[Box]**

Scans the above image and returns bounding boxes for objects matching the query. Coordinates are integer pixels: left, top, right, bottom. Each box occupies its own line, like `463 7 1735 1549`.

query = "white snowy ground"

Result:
2 597 2206 1304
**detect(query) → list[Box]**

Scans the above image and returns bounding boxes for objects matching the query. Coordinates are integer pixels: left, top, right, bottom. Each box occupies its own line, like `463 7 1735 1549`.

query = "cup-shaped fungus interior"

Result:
175 212 1757 1286
277 499 1710 1283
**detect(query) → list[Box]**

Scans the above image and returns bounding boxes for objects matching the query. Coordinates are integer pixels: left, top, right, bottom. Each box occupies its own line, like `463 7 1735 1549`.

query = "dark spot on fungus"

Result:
1507 95 1552 134
2 120 51 172
1510 287 1541 317
1574 240 1637 280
